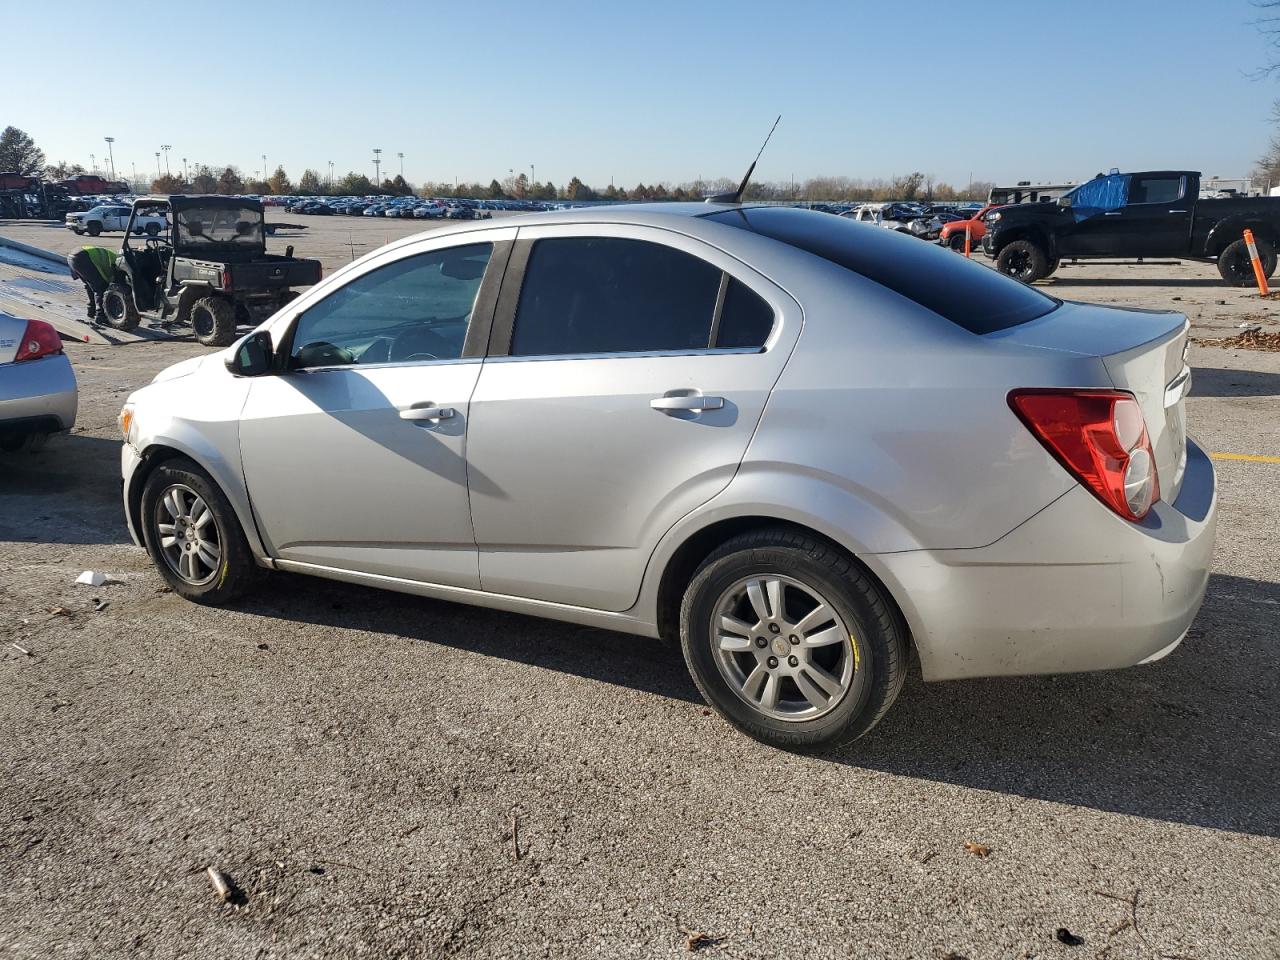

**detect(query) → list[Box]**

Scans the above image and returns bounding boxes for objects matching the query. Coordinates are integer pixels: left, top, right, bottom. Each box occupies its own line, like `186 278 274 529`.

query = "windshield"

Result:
175 205 264 247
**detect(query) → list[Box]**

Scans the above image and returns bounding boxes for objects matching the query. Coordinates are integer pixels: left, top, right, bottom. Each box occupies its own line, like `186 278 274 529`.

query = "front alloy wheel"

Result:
154 483 222 585
712 575 856 721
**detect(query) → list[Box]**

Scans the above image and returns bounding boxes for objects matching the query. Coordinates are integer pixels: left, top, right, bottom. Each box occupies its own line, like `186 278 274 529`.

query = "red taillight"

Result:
1009 389 1160 521
221 268 233 291
14 318 63 363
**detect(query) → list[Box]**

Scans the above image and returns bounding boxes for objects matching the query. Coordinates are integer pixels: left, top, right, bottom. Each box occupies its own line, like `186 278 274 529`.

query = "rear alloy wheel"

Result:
190 296 237 347
101 283 140 331
140 459 261 604
680 528 907 750
1217 237 1276 286
995 239 1049 283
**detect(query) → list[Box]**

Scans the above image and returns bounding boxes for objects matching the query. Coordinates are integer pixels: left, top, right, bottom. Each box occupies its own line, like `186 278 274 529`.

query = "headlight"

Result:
118 403 136 444
987 211 1002 222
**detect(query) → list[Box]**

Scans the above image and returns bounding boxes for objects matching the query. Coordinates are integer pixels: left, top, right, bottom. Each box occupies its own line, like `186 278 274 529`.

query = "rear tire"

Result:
995 239 1049 283
1217 237 1275 286
679 527 908 751
101 283 140 331
140 458 262 604
86 221 102 237
145 222 161 237
947 233 968 252
190 296 237 347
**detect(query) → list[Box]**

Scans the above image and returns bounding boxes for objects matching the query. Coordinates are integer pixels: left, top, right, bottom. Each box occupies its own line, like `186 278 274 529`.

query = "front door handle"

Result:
650 394 725 413
1168 209 1188 214
1104 211 1122 216
399 403 455 422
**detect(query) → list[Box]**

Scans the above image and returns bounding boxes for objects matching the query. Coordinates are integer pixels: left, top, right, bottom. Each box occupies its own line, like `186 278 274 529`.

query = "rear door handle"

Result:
1104 211 1122 216
1168 209 1188 213
650 394 724 413
399 403 455 422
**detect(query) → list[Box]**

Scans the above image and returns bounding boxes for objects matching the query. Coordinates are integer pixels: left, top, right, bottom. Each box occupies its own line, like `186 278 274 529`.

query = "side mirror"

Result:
225 330 274 377
1057 196 1073 208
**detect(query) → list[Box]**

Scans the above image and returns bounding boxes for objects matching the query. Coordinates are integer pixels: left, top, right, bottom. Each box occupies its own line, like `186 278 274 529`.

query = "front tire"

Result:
190 296 237 347
679 528 908 751
101 283 140 331
1217 237 1275 286
995 239 1049 283
86 221 102 237
140 459 262 604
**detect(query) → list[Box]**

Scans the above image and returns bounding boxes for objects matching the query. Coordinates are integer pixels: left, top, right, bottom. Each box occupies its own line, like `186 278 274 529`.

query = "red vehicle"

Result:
56 174 129 196
939 204 998 252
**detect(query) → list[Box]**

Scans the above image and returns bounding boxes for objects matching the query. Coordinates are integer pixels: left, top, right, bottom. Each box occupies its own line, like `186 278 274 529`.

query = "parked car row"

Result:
277 196 560 219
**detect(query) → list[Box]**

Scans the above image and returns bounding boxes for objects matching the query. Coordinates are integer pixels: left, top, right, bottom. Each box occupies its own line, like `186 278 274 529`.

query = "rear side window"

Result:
716 278 774 348
511 237 722 356
707 207 1056 334
1128 176 1183 205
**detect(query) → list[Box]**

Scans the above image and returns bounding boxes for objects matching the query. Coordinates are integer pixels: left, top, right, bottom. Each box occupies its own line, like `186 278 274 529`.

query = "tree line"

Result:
3 125 992 202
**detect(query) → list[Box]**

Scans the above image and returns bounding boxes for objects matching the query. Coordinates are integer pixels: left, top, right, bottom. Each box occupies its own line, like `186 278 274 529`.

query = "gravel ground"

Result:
1 216 1278 959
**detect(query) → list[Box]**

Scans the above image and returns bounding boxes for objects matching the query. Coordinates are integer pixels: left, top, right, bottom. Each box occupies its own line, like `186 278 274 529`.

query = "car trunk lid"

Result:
990 300 1191 502
0 312 28 364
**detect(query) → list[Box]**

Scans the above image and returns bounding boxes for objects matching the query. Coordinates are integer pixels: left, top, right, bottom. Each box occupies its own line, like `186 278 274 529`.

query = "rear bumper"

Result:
0 354 77 434
877 438 1217 681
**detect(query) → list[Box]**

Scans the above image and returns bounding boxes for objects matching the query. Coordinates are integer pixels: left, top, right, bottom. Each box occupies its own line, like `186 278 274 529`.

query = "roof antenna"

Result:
706 115 781 204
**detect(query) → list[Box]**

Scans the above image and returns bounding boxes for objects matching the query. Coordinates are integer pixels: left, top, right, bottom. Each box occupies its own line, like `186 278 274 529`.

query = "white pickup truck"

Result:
65 205 167 238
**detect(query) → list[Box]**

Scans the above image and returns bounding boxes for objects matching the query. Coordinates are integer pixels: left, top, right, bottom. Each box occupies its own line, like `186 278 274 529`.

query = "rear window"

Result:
706 206 1057 334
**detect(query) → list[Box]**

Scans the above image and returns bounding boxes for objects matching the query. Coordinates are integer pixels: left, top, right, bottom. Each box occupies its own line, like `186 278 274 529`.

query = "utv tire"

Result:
1217 237 1276 286
145 222 161 237
190 296 237 347
679 527 908 751
995 239 1049 283
140 458 262 605
101 283 140 331
86 221 102 237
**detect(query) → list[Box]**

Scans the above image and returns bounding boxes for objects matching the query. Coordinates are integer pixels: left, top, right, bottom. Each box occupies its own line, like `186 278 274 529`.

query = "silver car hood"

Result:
152 354 208 383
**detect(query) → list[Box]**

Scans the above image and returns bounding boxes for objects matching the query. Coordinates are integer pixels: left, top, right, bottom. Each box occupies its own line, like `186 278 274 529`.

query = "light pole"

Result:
104 137 116 180
161 144 171 175
373 148 382 188
155 152 161 178
328 160 334 187
261 154 267 182
130 162 137 190
90 153 96 174
182 157 188 180
398 152 404 177
530 164 535 190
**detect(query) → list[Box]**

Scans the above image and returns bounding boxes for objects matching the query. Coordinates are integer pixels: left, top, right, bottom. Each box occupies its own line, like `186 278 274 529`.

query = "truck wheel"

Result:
101 284 140 331
190 296 237 347
1216 238 1274 286
86 221 102 237
1045 257 1061 276
995 240 1048 283
145 222 161 237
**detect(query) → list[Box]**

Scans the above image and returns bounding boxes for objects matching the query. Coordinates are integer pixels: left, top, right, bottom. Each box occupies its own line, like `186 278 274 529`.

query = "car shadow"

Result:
235 569 1277 838
1189 365 1280 398
0 434 132 545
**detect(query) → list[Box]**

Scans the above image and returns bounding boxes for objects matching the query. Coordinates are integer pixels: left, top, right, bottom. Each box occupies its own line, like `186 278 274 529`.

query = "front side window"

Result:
175 204 264 248
291 243 492 368
1068 174 1128 213
510 237 722 356
1128 176 1183 205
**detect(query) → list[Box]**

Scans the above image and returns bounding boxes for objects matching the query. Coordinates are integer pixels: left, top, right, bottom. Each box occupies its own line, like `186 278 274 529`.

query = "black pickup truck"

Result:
981 170 1280 286
100 195 322 346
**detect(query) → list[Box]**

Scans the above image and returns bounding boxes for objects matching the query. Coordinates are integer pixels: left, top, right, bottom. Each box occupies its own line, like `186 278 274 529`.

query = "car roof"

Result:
494 200 753 227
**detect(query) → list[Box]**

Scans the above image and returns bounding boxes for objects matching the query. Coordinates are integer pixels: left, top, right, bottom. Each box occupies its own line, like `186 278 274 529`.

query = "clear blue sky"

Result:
9 0 1277 190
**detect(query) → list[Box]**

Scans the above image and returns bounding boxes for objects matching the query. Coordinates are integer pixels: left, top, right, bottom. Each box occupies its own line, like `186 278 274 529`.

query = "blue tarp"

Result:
1071 174 1129 220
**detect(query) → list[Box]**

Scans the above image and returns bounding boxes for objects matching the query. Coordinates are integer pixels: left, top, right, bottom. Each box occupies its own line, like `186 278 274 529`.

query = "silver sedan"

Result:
0 312 77 452
118 204 1216 749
